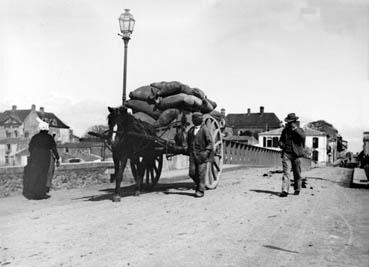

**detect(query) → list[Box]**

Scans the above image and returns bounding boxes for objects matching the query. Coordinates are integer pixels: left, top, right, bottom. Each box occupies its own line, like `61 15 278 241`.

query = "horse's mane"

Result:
108 108 156 136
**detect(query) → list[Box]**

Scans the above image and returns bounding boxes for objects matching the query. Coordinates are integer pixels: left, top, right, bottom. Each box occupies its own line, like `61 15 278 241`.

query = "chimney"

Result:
39 107 45 113
247 108 251 115
220 108 226 117
260 106 264 115
12 105 17 111
31 104 36 111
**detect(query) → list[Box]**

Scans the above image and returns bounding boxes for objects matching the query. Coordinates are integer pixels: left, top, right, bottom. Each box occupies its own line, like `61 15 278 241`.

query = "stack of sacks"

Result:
126 81 217 127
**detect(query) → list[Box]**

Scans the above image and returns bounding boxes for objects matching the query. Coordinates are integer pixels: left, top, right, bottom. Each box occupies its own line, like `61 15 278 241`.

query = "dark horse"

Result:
107 106 157 202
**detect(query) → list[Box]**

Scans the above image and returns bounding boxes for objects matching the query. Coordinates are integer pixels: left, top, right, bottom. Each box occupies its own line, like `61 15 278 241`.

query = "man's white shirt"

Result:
194 125 200 135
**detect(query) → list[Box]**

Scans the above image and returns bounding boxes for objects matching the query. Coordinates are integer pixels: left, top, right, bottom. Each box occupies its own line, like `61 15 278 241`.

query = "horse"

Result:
107 106 157 202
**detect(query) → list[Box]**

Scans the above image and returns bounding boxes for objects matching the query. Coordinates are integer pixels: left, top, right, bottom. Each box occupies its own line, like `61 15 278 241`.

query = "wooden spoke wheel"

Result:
130 154 163 187
203 114 224 189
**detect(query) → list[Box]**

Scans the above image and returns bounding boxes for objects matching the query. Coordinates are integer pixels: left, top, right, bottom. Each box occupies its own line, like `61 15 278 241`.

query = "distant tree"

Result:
82 125 109 139
307 120 338 141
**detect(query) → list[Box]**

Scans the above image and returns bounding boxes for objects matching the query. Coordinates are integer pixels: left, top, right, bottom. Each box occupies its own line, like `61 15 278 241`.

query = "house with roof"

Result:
224 106 282 142
258 127 328 164
0 104 74 166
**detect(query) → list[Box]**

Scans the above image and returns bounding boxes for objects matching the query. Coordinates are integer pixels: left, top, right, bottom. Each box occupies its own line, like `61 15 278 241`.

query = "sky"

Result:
0 0 368 152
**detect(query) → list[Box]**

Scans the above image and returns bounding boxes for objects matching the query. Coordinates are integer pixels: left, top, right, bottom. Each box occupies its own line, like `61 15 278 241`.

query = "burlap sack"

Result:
151 81 193 97
200 98 215 114
126 99 161 119
157 93 203 110
129 86 159 101
132 112 156 125
154 108 180 127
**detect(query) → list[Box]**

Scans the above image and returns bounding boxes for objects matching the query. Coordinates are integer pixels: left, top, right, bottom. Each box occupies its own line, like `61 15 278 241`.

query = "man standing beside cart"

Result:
187 112 213 198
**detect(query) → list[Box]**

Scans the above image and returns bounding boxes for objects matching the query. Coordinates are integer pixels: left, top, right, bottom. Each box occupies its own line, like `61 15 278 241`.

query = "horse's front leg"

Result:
134 160 144 196
112 154 128 202
111 148 119 183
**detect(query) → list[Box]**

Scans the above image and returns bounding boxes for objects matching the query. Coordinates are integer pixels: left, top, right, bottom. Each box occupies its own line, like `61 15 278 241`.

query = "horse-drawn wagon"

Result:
91 82 224 202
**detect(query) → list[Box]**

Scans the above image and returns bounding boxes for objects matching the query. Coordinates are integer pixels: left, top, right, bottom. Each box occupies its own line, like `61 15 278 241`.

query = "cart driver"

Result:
187 112 213 198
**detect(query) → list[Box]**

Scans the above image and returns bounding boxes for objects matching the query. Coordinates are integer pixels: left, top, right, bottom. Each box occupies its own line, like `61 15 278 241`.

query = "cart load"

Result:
127 81 218 127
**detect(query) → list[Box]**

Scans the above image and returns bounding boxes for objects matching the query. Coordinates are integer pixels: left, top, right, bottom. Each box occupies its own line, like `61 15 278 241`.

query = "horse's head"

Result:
107 106 128 127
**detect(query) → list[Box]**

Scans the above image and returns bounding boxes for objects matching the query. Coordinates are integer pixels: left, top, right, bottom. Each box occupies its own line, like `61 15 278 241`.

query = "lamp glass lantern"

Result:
119 9 135 39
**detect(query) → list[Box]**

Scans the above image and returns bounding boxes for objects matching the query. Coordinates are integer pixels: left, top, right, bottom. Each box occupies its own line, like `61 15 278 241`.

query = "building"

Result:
306 120 348 163
0 104 73 166
225 106 282 138
258 127 328 164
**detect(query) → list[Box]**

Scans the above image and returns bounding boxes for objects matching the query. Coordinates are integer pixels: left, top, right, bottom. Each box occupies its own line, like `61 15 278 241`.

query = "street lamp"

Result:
118 9 135 105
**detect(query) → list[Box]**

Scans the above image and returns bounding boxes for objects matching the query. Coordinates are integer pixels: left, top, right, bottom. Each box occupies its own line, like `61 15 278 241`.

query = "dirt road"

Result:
1 166 368 267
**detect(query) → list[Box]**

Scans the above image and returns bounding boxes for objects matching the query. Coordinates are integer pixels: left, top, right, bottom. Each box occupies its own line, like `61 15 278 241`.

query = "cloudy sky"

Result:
0 0 368 152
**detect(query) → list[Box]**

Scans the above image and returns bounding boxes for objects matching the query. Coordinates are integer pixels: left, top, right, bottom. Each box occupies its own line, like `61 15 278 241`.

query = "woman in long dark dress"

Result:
23 119 60 200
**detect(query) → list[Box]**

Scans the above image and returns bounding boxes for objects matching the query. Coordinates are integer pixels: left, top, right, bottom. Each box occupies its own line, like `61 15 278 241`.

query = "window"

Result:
6 144 11 150
6 131 11 138
266 138 272 147
272 137 279 148
263 137 279 148
312 150 319 161
24 131 29 138
5 156 9 164
65 148 69 153
14 130 18 138
312 137 319 148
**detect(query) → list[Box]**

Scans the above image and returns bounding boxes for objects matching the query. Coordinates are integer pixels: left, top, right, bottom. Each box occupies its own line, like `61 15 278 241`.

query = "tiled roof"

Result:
259 127 327 136
226 113 281 129
0 109 69 128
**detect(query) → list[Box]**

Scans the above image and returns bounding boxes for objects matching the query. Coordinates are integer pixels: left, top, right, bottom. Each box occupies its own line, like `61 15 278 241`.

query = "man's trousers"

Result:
281 152 302 193
189 153 207 193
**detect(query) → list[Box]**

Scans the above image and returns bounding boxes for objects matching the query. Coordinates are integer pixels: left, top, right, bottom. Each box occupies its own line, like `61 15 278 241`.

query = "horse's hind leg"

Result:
112 155 128 202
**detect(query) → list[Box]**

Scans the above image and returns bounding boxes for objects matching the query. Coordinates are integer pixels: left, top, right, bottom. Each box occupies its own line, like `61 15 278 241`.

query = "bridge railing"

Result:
223 140 312 169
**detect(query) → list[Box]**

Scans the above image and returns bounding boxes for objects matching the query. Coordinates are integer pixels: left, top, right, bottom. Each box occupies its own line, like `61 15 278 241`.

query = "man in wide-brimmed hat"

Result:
278 113 305 197
187 112 213 198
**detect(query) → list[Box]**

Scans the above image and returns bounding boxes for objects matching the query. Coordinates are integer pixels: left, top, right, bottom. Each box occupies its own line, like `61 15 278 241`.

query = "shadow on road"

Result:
249 189 281 196
263 245 299 254
73 181 195 201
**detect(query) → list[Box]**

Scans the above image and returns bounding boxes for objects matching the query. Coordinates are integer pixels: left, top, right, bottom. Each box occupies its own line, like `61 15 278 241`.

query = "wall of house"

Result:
305 136 327 163
51 128 71 143
23 110 40 138
257 134 280 151
258 134 328 163
0 143 17 166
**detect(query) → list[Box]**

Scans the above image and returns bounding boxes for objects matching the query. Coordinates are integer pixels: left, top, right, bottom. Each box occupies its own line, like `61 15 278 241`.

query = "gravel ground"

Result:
0 166 368 267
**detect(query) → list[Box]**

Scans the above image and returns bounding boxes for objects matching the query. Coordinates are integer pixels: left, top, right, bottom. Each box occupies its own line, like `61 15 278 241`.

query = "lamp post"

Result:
118 9 135 105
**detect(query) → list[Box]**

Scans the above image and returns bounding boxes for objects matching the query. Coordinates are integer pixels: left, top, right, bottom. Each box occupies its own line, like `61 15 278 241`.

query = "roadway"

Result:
0 166 368 266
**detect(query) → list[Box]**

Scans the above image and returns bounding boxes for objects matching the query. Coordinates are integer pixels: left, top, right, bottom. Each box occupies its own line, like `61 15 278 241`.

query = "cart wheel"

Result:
203 114 224 189
130 154 163 187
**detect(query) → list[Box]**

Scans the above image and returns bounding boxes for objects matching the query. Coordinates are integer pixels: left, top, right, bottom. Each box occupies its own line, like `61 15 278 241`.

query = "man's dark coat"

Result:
279 127 306 157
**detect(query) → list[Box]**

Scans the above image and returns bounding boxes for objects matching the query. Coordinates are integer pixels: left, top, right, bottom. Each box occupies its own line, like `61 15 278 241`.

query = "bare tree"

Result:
82 125 109 139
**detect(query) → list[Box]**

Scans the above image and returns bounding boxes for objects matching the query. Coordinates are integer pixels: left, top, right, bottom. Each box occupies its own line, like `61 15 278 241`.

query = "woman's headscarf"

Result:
36 117 49 131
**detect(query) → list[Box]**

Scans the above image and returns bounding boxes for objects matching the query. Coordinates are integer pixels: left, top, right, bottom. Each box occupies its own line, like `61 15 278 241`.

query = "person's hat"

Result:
284 113 299 123
192 112 203 121
37 117 49 131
